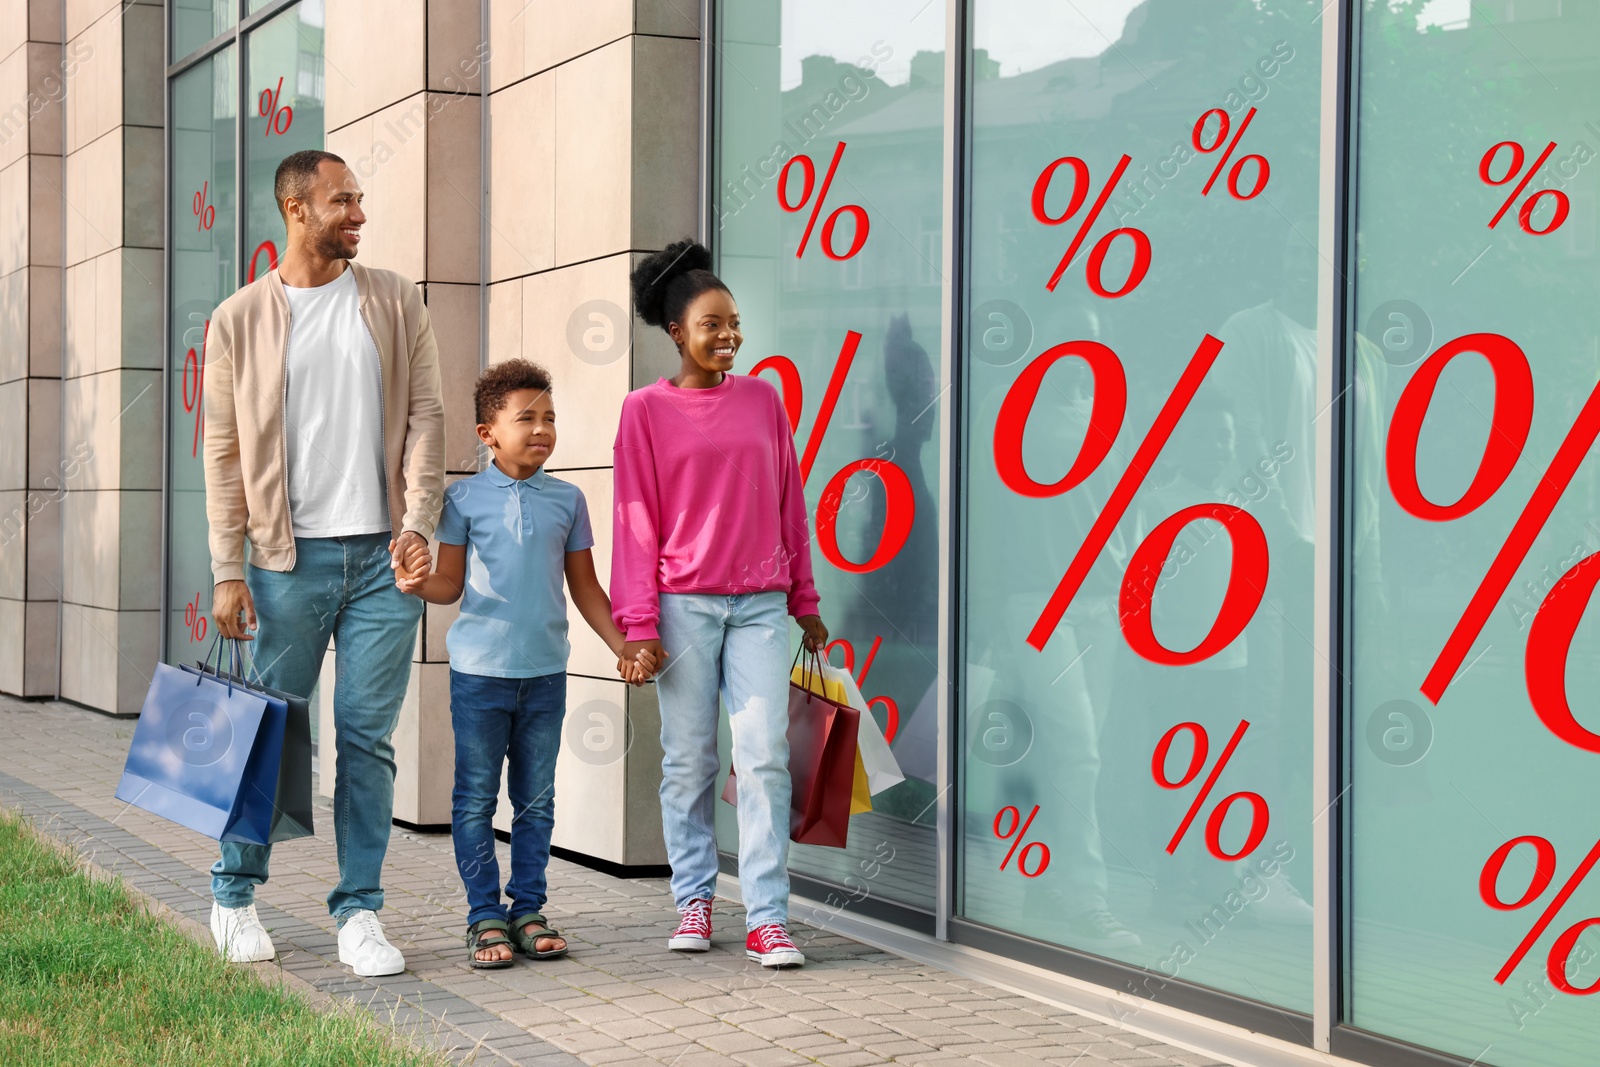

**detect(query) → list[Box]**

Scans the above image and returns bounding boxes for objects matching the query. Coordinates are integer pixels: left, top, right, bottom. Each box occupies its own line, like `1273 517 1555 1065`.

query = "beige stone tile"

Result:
328 99 426 281
60 487 113 608
553 41 631 266
388 659 441 826
0 268 24 382
0 490 23 595
522 253 631 469
64 8 117 155
554 466 614 678
23 597 59 695
422 281 482 473
64 131 119 266
123 125 160 249
23 42 65 157
630 252 682 389
487 276 522 363
485 0 526 93
28 264 61 376
64 0 123 45
63 368 160 491
637 0 700 38
0 157 26 276
429 0 484 93
29 0 64 44
24 476 59 598
25 374 58 488
622 679 666 864
488 73 554 279
59 600 156 714
0 378 22 489
524 0 631 78
0 595 20 694
0 48 26 174
0 0 23 58
425 91 481 284
62 255 95 377
121 0 160 129
119 247 160 369
28 154 61 266
631 36 699 252
323 0 426 134
546 673 628 859
422 595 459 663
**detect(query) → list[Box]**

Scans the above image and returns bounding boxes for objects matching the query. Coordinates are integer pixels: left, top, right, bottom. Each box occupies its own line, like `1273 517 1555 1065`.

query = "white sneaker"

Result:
211 902 275 963
1252 868 1314 925
337 909 406 977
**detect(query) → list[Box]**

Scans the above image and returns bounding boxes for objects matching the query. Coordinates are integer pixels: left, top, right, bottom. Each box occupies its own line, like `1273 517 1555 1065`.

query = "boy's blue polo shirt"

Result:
435 463 594 678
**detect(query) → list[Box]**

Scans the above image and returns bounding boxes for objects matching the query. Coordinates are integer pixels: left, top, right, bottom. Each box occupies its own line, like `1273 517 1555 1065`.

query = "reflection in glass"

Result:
716 0 947 911
961 0 1321 1011
173 0 236 63
245 4 326 281
167 49 237 664
1348 4 1600 1064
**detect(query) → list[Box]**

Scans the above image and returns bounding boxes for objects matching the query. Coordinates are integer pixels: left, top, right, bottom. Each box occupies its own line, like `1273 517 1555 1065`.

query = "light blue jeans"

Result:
656 592 792 929
211 533 422 921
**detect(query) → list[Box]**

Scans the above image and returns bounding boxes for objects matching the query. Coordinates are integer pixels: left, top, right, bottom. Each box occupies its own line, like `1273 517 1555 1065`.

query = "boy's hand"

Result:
389 534 432 585
621 639 666 684
614 645 661 686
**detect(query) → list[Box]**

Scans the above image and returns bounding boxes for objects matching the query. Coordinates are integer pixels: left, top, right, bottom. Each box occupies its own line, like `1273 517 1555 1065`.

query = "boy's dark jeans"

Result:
449 669 566 927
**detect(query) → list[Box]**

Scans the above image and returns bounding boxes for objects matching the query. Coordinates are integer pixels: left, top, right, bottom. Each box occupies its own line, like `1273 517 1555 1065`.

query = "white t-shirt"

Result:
281 269 389 538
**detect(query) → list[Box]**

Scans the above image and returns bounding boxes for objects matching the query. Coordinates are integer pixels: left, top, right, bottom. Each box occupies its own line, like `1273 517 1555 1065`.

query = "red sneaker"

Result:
745 923 805 968
667 898 712 952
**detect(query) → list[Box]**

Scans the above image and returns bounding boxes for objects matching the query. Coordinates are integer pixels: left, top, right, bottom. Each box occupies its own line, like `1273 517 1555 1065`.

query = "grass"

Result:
0 807 448 1067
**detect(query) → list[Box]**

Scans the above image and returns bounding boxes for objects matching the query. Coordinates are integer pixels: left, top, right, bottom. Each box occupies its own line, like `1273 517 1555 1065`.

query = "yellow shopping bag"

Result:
792 664 875 815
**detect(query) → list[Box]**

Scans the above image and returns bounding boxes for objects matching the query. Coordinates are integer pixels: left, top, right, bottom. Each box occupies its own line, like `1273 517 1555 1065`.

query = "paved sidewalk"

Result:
0 696 1234 1067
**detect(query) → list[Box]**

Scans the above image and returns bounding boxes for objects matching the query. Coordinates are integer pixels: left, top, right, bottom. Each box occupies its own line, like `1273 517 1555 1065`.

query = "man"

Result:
203 149 444 977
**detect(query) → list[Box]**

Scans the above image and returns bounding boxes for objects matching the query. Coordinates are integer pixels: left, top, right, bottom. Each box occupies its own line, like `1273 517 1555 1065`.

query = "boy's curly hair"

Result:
475 359 553 425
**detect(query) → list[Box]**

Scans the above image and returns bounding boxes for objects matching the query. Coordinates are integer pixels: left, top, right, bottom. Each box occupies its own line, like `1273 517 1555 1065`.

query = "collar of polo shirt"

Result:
485 463 549 490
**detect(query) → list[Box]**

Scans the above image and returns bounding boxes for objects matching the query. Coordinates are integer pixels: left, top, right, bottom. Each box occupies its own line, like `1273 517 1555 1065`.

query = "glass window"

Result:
167 48 238 663
173 0 237 63
715 0 948 912
245 2 326 281
1346 4 1600 1064
960 1 1322 1011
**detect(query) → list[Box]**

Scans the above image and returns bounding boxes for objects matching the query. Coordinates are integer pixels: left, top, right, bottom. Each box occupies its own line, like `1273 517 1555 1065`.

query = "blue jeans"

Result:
448 670 565 927
211 533 422 920
656 591 792 928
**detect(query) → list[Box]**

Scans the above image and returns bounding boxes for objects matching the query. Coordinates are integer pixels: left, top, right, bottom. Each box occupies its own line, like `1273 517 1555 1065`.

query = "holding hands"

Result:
389 532 433 589
617 640 665 687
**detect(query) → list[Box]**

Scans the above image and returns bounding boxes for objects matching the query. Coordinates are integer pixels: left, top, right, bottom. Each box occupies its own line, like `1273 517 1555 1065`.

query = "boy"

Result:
397 359 658 967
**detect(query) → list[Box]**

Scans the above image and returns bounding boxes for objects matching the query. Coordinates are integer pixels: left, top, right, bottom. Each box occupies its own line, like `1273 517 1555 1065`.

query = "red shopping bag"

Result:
721 653 860 848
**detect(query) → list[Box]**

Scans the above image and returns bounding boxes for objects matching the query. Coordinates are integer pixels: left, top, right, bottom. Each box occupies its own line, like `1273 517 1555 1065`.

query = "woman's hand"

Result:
797 615 829 652
621 639 667 681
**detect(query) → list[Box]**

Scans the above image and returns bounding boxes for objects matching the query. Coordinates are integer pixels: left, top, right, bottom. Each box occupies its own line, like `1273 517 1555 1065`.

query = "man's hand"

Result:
621 639 667 684
390 532 431 584
213 580 257 641
798 614 829 653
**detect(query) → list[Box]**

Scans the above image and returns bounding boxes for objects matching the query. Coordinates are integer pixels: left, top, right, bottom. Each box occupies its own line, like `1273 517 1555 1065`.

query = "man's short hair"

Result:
475 359 554 425
273 150 347 221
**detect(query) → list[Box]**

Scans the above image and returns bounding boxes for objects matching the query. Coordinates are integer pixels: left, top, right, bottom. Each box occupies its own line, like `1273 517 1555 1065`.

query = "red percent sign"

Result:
1480 140 1570 235
1192 106 1270 200
183 319 209 457
1153 720 1268 860
247 239 279 282
995 336 1269 661
778 141 869 260
1386 333 1600 753
993 805 1051 877
192 181 215 231
825 635 900 743
751 331 915 574
258 76 293 136
1032 154 1152 297
183 592 208 643
1480 835 1600 994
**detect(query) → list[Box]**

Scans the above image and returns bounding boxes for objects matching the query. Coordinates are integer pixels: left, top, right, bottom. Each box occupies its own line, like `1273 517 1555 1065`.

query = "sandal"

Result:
466 919 516 969
509 912 568 959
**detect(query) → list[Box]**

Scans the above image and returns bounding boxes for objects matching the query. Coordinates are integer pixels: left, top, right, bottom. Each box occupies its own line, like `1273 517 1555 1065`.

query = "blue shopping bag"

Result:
115 639 288 845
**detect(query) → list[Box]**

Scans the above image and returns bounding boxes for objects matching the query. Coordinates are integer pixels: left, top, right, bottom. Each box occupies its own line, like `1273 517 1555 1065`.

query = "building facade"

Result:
3 2 1597 1066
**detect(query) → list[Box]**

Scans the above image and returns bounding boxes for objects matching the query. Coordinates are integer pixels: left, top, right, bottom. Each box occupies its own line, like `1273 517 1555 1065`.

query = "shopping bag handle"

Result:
792 644 824 698
197 634 263 696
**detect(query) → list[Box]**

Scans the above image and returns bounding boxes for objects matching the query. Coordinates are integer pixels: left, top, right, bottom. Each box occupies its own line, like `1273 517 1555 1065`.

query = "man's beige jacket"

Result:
203 262 445 584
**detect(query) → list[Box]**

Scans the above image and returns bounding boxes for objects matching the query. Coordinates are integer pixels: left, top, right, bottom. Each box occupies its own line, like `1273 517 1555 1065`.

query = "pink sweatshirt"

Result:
610 374 821 642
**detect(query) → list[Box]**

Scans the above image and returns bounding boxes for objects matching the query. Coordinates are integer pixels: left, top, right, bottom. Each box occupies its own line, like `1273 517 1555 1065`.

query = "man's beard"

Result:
305 206 356 261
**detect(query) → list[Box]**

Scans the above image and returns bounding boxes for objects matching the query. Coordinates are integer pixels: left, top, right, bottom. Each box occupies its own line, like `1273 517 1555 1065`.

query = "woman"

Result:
612 239 828 969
